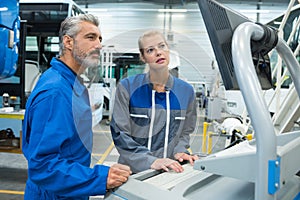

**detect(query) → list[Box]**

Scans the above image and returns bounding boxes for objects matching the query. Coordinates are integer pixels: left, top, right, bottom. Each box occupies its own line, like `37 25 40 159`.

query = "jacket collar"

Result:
50 57 86 96
145 72 174 91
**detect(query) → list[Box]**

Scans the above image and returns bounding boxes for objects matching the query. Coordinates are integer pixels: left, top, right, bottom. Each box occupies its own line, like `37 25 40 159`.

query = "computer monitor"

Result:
198 0 273 90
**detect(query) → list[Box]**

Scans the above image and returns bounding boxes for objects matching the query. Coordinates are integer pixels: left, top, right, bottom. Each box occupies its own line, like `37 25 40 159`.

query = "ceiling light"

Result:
239 9 270 13
158 14 185 18
158 9 187 13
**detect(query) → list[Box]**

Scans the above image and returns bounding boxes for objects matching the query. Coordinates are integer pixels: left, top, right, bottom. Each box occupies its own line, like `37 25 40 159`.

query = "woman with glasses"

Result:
110 30 198 174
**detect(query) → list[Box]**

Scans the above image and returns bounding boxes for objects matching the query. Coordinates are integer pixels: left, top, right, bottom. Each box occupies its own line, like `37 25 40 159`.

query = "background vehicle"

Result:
0 0 20 79
0 0 100 153
0 0 22 107
19 0 106 127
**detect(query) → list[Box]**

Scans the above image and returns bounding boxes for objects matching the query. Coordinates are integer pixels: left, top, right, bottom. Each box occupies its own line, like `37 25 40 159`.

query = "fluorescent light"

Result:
158 9 187 13
82 8 189 13
158 14 185 18
239 9 270 13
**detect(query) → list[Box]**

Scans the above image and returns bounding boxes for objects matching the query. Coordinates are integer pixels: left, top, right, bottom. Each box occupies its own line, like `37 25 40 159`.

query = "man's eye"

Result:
87 36 95 40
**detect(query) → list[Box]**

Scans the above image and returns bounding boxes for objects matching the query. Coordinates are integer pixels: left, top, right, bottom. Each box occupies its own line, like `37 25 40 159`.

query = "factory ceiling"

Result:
74 0 292 6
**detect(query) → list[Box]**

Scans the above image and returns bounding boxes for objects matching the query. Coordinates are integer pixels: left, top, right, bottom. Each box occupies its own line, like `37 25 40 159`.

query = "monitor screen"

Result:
198 0 273 90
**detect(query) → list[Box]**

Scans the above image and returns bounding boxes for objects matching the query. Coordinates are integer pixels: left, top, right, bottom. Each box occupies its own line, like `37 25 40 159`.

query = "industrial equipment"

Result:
0 0 20 79
104 0 300 199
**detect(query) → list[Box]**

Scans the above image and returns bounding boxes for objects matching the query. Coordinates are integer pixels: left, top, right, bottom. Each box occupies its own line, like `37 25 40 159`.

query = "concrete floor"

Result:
0 110 226 200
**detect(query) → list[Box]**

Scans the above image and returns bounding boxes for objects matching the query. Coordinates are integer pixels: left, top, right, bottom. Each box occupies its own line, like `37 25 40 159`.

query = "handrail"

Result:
232 22 277 200
232 20 300 200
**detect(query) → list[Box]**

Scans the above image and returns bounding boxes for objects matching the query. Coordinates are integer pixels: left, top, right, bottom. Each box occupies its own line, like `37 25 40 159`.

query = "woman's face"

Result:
141 34 170 70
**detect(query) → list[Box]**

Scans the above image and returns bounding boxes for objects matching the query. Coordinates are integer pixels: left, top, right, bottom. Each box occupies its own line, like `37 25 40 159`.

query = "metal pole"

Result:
256 0 261 23
232 22 277 200
201 122 209 154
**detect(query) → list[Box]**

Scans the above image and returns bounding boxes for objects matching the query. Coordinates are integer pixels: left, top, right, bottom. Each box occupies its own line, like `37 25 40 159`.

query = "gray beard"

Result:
73 52 100 70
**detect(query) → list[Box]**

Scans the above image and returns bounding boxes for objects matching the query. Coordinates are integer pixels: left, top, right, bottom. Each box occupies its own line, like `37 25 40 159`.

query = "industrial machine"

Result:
0 0 24 108
0 0 29 110
0 0 25 152
0 0 20 80
104 0 300 199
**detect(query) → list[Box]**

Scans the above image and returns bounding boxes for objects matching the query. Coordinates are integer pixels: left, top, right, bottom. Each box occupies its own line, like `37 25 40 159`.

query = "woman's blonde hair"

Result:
138 30 168 56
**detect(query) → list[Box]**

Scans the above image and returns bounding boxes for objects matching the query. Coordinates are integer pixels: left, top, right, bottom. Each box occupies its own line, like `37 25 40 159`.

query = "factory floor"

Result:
0 109 224 200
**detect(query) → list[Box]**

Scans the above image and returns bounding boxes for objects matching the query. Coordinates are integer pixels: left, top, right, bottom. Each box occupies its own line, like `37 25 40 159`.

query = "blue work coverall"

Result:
22 58 109 200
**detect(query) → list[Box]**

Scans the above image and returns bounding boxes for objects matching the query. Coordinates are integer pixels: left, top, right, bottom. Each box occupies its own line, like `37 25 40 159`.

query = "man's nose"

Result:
95 39 102 49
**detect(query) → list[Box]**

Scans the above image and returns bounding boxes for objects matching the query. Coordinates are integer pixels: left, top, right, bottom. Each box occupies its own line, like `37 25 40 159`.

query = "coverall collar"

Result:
50 58 86 96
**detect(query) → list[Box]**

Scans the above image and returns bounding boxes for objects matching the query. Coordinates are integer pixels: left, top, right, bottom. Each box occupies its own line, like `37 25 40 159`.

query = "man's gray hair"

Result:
59 14 100 56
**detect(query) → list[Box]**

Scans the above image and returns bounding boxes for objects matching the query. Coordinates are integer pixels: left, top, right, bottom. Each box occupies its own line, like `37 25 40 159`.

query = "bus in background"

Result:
19 0 85 100
18 0 106 127
19 0 84 72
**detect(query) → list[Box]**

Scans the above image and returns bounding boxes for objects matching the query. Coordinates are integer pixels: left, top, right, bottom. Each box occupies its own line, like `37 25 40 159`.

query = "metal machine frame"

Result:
104 23 300 200
104 2 300 200
193 22 300 200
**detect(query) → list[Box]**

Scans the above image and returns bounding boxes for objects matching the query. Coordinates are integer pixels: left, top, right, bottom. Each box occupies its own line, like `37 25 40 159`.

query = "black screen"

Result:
198 0 273 90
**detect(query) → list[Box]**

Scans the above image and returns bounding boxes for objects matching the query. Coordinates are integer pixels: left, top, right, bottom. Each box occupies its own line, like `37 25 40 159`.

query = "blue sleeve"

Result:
23 91 110 197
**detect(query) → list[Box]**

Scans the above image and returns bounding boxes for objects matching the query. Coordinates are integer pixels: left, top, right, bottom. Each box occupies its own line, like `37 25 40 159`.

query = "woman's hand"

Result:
174 152 199 166
151 158 184 173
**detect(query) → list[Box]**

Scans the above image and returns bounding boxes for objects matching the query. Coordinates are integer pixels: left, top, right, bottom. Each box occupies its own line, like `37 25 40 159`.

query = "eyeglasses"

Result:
143 43 169 55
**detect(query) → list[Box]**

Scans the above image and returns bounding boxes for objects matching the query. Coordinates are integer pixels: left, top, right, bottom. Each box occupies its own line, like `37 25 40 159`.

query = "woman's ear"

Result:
140 54 146 63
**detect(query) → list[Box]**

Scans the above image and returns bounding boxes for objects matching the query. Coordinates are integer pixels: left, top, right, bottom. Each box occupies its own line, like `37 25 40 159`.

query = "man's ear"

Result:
63 35 73 50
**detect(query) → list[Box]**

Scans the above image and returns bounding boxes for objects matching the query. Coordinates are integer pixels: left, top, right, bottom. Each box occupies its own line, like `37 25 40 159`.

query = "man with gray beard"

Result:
22 14 131 200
